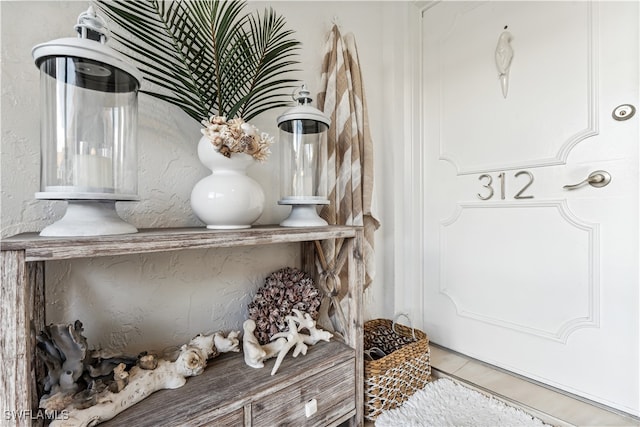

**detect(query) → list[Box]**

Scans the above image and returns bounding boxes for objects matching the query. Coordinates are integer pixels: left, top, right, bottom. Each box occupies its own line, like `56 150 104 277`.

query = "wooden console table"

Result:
1 225 364 426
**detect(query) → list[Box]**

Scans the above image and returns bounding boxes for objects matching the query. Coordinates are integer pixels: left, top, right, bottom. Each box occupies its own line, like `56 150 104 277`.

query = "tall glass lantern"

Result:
277 85 330 227
32 7 142 236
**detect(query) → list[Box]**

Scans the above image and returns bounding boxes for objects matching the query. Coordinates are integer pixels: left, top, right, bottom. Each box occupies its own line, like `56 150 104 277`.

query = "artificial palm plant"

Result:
95 0 301 123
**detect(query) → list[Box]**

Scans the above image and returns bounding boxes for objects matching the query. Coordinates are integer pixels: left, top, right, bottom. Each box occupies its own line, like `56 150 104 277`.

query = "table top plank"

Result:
1 225 358 261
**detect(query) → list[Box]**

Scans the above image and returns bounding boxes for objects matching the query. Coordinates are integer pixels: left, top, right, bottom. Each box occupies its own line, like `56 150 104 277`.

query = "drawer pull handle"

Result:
305 399 318 418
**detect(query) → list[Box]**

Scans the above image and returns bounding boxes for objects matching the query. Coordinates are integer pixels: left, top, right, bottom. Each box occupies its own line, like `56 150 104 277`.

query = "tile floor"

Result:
427 344 640 427
364 344 640 426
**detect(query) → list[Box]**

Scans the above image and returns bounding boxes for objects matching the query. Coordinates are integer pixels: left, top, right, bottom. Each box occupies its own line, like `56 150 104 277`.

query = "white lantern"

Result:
277 85 330 227
32 7 142 236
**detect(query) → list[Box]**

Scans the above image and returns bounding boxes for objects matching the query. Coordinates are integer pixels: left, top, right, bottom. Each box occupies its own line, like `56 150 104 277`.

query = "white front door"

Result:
417 1 639 414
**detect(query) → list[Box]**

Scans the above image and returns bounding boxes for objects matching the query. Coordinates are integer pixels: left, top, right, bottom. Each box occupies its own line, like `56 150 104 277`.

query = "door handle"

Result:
563 170 611 190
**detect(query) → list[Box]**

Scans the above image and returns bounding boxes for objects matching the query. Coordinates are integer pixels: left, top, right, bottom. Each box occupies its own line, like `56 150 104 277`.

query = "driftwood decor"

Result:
37 321 94 399
37 322 240 427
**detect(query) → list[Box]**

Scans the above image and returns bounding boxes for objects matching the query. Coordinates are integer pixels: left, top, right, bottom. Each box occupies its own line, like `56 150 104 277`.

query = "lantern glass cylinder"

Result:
276 84 330 227
279 119 328 202
32 6 143 236
38 56 139 198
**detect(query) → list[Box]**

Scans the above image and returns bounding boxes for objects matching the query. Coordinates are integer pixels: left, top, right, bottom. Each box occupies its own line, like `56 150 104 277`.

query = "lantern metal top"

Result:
32 6 142 87
276 85 330 132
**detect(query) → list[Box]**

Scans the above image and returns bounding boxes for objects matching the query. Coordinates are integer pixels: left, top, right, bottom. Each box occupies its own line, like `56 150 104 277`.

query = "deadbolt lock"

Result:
612 104 636 121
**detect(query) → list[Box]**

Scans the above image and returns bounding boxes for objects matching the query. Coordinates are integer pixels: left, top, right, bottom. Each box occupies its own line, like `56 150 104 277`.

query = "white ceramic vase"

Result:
190 136 265 229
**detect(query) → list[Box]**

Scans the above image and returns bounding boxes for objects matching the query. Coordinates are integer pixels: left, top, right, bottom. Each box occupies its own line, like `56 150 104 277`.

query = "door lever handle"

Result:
563 170 611 190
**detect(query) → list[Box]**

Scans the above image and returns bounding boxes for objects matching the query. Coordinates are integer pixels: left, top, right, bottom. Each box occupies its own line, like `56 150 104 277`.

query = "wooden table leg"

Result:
347 230 364 426
1 250 36 426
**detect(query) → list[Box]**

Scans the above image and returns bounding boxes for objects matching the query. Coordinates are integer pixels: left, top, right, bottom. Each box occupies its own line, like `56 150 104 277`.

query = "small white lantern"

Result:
32 7 142 236
277 85 330 227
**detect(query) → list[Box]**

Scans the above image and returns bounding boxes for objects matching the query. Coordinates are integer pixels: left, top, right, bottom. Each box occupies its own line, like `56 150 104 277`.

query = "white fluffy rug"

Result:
375 378 552 427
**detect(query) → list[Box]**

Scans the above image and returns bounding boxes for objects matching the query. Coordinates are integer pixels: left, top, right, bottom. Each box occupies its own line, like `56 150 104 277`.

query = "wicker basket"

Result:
363 318 431 421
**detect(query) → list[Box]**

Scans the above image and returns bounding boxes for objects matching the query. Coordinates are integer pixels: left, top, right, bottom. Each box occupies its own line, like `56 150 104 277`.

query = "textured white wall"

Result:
0 1 404 354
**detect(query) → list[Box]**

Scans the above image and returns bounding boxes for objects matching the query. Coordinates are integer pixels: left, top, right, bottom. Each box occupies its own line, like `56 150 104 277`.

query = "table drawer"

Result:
252 358 355 426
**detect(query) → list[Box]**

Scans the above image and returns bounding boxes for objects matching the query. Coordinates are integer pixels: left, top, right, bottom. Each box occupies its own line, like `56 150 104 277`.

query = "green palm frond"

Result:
95 0 301 123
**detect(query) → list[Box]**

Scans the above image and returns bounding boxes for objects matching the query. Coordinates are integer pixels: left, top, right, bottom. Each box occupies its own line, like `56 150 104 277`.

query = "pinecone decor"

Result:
248 267 322 345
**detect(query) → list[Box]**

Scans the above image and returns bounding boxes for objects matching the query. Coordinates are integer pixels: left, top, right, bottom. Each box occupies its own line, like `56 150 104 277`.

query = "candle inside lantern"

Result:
291 138 317 198
73 145 113 191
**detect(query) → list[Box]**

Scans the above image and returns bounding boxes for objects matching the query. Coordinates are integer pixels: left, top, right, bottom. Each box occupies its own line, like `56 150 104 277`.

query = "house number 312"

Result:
477 170 534 200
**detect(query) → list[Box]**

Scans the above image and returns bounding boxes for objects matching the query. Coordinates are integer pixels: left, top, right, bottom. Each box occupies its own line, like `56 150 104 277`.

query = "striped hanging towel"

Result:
316 24 380 335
